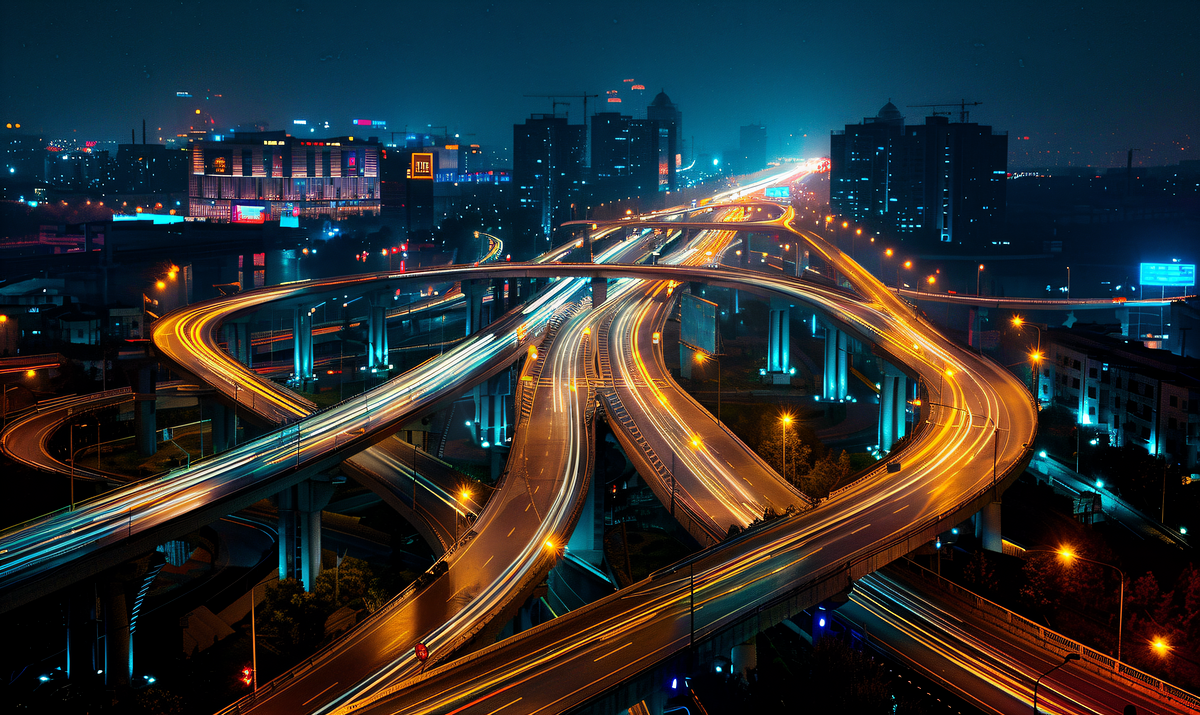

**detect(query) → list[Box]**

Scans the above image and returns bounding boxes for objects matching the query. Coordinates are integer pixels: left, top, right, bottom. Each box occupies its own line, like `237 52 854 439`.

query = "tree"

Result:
962 550 999 595
757 424 811 489
805 451 854 499
258 578 333 659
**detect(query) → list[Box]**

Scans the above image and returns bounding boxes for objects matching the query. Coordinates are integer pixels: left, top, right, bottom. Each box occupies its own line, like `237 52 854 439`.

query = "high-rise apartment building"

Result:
830 101 1007 247
512 114 586 257
188 131 380 222
738 124 767 174
646 90 683 174
590 110 675 203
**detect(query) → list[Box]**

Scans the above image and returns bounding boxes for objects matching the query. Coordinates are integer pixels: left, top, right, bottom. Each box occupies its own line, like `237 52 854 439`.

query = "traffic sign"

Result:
415 643 429 663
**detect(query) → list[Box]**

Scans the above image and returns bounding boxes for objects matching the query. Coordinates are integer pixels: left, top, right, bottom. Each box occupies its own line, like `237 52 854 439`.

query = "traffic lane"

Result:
343 458 983 715
846 573 1183 715
324 300 600 710
627 284 804 521
341 442 458 554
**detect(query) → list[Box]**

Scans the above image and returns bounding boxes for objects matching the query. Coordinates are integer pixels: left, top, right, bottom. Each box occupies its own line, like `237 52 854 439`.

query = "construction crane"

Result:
524 93 600 122
907 100 983 123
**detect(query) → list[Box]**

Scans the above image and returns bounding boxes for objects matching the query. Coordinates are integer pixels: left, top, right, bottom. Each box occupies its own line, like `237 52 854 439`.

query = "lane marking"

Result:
300 681 340 707
849 523 872 535
893 504 909 514
507 527 516 537
593 641 633 662
484 697 523 715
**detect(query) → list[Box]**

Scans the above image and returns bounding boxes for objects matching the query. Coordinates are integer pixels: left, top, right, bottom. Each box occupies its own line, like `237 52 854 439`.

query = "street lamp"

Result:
780 414 793 483
1032 652 1079 714
1030 548 1125 662
694 351 721 423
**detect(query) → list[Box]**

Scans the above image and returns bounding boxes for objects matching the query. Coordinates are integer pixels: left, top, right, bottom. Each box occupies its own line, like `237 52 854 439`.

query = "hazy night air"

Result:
3 2 1199 714
3 0 1196 167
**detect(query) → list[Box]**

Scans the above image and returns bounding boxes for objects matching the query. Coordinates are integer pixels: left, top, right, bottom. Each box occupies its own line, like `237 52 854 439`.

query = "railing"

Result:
891 558 1200 712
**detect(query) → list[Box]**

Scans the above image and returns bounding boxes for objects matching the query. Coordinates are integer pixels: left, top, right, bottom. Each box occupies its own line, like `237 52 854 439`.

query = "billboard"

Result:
411 152 434 180
681 293 718 356
1140 263 1195 287
232 205 266 224
764 186 790 199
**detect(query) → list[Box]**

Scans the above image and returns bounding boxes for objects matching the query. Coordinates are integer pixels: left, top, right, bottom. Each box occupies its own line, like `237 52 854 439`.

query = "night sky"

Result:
4 0 1197 168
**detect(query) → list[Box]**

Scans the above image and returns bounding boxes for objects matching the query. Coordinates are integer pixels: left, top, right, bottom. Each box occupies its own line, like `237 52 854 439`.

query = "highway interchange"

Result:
4 166 1192 713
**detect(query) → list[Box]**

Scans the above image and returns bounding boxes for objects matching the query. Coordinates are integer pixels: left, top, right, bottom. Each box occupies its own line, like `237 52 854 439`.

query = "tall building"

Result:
188 131 380 222
738 124 767 174
646 90 683 172
830 101 1007 248
590 110 675 203
513 114 586 257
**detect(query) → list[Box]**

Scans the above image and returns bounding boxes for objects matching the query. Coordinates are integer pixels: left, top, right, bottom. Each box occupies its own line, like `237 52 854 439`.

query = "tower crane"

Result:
907 100 983 123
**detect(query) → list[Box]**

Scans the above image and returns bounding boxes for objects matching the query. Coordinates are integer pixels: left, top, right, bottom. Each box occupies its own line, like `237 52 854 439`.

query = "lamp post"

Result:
1030 548 1125 662
1032 652 1079 714
694 352 721 424
780 414 793 483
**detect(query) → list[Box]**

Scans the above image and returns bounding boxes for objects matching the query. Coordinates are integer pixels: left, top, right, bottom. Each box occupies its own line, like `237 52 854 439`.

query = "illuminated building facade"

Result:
188 131 380 222
513 114 586 257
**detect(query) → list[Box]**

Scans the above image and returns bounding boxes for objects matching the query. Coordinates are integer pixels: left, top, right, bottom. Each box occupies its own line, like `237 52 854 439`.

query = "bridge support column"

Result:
474 370 511 450
210 401 236 452
134 365 157 457
277 477 336 591
823 324 848 401
102 569 135 689
465 280 487 336
731 638 757 679
968 307 988 351
66 582 100 684
878 365 908 451
977 501 1002 553
591 277 608 307
367 304 389 371
293 307 314 386
767 297 790 381
222 320 252 367
567 451 605 567
1116 307 1130 337
492 279 509 315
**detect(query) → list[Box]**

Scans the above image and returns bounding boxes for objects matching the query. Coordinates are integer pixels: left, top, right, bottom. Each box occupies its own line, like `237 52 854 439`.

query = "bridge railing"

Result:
890 558 1200 713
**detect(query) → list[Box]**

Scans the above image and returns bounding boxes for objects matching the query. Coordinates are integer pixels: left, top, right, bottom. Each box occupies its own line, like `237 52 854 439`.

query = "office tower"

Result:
739 124 767 174
646 90 683 175
830 101 1007 247
513 114 586 257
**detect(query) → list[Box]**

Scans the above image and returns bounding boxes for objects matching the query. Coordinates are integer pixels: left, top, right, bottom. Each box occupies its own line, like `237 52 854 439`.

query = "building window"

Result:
1170 395 1178 407
1169 417 1178 429
1089 367 1097 379
1087 387 1096 399
1072 378 1080 389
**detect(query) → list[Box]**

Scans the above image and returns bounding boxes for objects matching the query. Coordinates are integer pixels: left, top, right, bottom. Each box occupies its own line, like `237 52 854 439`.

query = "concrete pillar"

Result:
823 324 848 401
211 401 235 452
567 455 605 567
134 365 157 457
466 280 487 336
767 297 790 376
66 582 99 683
878 365 908 451
277 477 336 591
592 277 608 307
293 307 314 384
1116 307 1130 337
731 639 757 679
102 574 132 688
968 307 988 351
367 304 389 370
979 501 1002 553
474 370 511 449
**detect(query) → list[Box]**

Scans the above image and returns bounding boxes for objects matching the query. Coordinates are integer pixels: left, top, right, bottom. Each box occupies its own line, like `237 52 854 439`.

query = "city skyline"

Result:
3 0 1197 167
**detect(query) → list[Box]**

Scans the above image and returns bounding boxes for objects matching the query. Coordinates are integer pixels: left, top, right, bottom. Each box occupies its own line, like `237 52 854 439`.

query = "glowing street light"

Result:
1036 548 1125 662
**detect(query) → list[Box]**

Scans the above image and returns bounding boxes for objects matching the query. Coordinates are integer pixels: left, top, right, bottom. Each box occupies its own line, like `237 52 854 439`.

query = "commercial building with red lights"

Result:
188 131 380 222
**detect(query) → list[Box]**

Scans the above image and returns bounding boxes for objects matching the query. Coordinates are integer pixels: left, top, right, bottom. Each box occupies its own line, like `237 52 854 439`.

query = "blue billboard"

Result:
764 186 790 199
681 294 717 356
1140 263 1195 287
